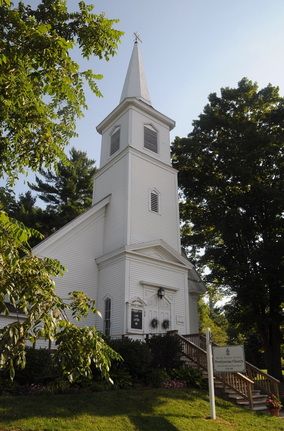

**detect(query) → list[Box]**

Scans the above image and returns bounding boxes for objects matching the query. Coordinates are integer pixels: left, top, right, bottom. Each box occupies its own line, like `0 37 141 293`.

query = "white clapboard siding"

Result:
97 258 126 337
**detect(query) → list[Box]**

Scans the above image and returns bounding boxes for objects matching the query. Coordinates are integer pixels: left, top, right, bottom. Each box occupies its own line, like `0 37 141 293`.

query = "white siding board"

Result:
129 153 180 251
93 155 129 254
97 258 126 336
34 208 106 328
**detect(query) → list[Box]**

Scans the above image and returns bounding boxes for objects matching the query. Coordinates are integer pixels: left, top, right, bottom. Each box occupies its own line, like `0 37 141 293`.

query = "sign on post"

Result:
213 345 245 373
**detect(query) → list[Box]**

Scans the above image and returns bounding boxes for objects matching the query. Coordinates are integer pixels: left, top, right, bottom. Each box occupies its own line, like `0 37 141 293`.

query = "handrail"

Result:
180 333 280 402
177 333 255 408
246 361 280 383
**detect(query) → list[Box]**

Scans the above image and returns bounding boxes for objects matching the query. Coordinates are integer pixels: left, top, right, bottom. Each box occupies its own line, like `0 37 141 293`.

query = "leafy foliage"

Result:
169 367 204 389
0 210 121 382
198 298 228 345
12 348 59 386
147 334 183 370
172 78 284 380
0 0 123 382
0 0 122 180
1 147 97 244
0 188 48 245
109 338 152 381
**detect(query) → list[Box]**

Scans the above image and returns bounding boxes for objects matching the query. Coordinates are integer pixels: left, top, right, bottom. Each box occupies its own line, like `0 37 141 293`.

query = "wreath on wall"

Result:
162 319 170 330
150 318 158 328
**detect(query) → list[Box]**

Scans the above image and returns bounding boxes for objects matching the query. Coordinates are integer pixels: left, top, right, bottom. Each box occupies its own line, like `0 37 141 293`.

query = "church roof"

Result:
120 40 151 105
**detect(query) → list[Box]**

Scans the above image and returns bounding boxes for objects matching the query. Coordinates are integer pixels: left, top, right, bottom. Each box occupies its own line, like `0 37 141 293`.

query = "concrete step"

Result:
236 397 267 405
224 388 261 395
251 405 268 411
226 389 262 396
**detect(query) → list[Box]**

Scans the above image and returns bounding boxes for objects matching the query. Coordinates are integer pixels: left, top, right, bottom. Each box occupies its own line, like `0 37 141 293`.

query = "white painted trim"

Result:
96 98 175 134
127 296 147 306
127 239 193 268
140 280 178 292
126 151 132 244
96 239 193 270
95 146 177 183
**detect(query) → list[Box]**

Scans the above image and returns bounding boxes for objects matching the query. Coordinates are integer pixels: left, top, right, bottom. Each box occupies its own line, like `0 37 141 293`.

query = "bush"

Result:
14 348 59 385
109 338 152 381
144 368 169 388
169 367 204 388
109 369 133 389
147 334 183 370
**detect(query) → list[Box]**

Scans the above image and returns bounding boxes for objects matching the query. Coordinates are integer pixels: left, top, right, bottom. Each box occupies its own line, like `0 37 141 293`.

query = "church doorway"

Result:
145 287 172 334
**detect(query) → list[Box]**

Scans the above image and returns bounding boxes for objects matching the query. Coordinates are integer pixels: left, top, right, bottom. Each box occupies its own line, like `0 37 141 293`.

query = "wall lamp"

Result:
157 287 165 299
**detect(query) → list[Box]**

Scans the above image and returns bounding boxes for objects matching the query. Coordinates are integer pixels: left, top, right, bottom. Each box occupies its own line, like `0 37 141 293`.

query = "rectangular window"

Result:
144 126 157 153
150 191 159 213
110 129 120 155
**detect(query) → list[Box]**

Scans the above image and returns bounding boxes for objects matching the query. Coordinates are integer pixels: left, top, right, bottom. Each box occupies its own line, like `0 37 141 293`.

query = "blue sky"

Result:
9 0 284 195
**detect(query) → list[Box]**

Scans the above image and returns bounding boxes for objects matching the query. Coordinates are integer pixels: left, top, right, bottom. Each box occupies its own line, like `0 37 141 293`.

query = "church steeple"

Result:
120 37 151 105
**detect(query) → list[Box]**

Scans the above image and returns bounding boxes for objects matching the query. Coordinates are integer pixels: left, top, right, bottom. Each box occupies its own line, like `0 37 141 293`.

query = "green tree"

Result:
172 78 284 380
0 0 122 180
0 188 51 245
0 0 122 380
0 212 120 381
198 294 228 346
29 147 96 232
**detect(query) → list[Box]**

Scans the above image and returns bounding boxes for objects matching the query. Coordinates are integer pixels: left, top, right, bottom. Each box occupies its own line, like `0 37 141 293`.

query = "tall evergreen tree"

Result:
172 78 284 380
29 147 96 231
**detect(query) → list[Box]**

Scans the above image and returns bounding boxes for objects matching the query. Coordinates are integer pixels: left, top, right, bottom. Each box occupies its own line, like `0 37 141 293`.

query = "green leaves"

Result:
172 78 284 379
0 212 119 382
0 1 122 384
55 324 121 383
0 0 123 181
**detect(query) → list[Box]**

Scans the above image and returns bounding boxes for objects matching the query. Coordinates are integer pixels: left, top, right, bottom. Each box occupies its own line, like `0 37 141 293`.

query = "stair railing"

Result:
246 362 280 398
180 333 280 401
177 333 255 408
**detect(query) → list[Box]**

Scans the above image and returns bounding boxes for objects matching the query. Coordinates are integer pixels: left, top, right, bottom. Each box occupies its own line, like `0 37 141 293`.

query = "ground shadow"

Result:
0 388 204 431
130 415 179 431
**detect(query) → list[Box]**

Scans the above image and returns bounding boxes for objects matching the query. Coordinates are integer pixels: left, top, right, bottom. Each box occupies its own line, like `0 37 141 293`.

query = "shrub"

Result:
144 368 169 388
147 334 183 370
109 369 133 389
109 338 152 381
14 348 59 385
169 367 204 388
162 379 187 389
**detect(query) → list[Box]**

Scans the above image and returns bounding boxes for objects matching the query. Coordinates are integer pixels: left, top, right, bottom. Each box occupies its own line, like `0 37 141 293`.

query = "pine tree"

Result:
29 147 96 231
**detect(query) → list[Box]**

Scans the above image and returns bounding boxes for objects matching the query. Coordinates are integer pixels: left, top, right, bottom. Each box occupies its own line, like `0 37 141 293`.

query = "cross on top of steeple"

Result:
134 32 142 44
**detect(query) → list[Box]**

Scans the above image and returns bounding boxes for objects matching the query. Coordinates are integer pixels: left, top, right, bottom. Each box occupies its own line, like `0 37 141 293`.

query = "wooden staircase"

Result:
174 332 280 411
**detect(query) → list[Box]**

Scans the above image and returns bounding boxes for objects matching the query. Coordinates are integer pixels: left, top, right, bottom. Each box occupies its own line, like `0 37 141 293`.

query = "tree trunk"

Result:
263 319 283 382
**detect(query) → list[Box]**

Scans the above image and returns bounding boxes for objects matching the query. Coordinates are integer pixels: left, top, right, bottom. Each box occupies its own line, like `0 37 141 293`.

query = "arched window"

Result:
110 126 120 156
104 297 111 336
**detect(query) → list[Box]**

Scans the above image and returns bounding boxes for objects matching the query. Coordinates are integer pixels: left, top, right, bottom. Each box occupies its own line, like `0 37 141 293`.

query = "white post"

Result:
206 328 216 420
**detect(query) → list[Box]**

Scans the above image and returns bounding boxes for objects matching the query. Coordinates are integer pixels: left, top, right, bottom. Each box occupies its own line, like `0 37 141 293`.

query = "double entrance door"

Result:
145 288 172 333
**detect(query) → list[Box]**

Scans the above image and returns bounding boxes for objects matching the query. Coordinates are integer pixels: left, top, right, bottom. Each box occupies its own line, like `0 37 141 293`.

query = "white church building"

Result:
33 40 205 339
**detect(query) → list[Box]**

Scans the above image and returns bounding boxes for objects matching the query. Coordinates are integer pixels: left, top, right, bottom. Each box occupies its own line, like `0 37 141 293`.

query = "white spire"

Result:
120 39 151 105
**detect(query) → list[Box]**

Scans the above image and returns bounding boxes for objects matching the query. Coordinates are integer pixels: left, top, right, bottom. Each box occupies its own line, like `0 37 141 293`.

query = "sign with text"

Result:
131 309 142 330
213 345 245 373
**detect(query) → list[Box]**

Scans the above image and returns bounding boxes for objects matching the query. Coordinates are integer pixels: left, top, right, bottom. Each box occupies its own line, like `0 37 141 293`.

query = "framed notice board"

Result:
131 309 142 330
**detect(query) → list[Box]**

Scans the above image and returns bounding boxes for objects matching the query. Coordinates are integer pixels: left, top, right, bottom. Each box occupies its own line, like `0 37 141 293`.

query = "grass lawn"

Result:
0 388 283 431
